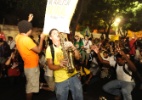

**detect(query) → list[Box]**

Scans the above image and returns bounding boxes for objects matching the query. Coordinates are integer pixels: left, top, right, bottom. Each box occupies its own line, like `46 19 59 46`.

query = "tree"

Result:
79 0 142 39
69 0 92 41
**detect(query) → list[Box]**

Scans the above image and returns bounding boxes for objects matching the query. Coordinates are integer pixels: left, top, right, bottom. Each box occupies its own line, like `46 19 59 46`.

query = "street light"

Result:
113 17 121 35
114 17 121 26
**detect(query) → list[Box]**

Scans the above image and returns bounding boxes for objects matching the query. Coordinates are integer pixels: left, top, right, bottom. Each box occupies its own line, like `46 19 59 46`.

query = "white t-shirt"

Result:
83 39 92 53
109 59 134 82
39 54 53 77
8 40 16 49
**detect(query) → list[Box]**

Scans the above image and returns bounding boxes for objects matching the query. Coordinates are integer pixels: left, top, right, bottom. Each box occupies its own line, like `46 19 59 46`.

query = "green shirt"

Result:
74 39 84 51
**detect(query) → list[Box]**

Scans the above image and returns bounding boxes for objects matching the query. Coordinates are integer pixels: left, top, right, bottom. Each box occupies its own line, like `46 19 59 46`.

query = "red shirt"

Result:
129 39 136 55
0 32 6 41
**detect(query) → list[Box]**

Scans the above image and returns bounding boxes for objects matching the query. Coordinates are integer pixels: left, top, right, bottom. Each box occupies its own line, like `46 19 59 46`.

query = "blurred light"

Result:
114 17 121 26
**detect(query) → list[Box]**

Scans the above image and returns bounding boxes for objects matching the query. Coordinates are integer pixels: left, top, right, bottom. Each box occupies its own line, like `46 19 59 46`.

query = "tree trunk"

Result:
69 0 91 42
105 24 111 39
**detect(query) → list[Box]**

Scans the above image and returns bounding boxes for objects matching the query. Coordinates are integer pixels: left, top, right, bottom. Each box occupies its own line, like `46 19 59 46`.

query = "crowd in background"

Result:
0 25 142 100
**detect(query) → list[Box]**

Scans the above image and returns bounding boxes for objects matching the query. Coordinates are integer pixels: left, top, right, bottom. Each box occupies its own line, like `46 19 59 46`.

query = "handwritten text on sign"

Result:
43 0 78 34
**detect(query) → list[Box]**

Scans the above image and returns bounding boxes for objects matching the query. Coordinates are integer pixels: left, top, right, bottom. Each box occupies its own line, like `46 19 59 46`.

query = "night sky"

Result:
0 0 47 28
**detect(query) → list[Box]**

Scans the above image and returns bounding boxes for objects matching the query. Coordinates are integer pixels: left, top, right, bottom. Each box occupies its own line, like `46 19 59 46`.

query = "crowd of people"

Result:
0 14 142 100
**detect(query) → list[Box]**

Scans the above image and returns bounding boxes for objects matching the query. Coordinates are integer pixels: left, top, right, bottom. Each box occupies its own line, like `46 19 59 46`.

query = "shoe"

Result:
99 96 107 100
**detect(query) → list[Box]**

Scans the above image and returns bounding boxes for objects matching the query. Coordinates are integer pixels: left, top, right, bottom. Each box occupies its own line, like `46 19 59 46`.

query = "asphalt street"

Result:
0 76 141 100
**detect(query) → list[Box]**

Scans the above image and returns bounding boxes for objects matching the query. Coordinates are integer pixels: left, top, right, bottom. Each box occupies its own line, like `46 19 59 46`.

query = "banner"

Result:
43 0 79 35
110 35 119 41
127 30 142 38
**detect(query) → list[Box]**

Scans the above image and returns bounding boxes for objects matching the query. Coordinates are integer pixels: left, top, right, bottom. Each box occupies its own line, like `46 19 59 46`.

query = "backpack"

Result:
50 45 54 63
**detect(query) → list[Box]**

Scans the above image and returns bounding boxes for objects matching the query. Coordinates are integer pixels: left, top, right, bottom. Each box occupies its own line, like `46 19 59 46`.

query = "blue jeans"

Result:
55 75 83 100
103 79 135 100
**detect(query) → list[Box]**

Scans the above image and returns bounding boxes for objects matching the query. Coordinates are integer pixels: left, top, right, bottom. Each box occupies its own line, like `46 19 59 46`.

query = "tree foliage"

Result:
1 0 142 38
79 0 142 38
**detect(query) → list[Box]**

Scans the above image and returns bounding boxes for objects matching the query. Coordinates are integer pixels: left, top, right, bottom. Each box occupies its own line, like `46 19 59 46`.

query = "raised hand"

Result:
92 45 99 54
28 13 34 22
40 33 46 41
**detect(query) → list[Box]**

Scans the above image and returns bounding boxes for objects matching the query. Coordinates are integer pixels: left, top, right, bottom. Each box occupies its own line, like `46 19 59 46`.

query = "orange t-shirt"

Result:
15 34 39 68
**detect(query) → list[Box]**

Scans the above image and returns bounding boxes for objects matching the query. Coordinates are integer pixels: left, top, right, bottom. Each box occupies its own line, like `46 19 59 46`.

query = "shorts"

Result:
24 67 40 93
86 53 90 60
44 75 55 91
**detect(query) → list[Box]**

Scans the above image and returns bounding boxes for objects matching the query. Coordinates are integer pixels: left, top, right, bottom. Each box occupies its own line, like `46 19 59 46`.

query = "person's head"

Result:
8 36 13 41
92 38 101 45
17 20 32 35
48 28 60 43
74 35 80 41
103 51 109 58
84 35 89 40
115 53 126 66
109 41 114 47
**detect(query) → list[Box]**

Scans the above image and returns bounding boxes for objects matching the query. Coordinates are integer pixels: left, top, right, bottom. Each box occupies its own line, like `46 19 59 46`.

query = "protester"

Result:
15 14 46 100
82 35 92 66
129 36 137 61
74 34 84 62
93 44 136 100
76 64 93 93
0 38 11 64
46 29 83 100
5 48 21 85
7 36 16 49
38 51 55 91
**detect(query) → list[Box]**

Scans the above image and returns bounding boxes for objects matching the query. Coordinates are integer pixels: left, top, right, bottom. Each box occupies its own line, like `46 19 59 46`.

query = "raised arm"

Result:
119 50 136 72
92 45 110 65
31 33 46 53
28 13 33 22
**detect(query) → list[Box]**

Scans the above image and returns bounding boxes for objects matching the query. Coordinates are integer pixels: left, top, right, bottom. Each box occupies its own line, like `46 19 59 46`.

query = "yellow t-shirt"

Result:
46 45 77 82
80 67 90 76
15 34 39 68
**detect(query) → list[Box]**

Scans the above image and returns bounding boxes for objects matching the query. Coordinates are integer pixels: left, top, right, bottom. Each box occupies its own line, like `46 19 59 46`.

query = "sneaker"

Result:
99 96 107 100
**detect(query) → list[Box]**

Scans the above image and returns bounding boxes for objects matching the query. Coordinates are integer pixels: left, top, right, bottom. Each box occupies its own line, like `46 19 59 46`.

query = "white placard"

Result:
43 0 78 35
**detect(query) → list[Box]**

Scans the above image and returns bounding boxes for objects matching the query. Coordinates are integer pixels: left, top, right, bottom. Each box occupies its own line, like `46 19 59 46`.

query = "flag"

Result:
80 26 91 37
